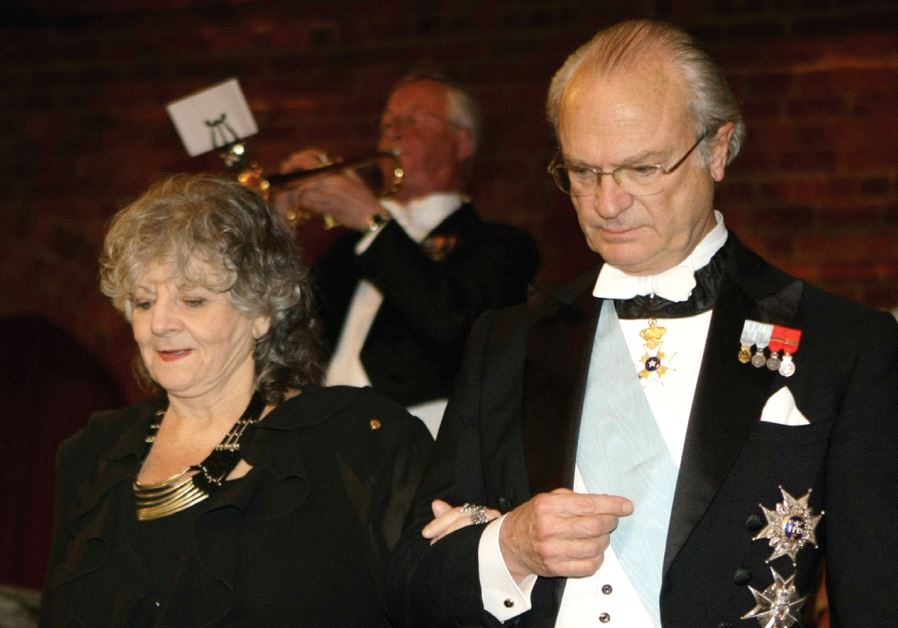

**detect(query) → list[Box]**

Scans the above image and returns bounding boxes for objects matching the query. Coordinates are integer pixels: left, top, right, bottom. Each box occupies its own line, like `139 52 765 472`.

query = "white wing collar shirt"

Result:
478 212 728 627
323 192 463 438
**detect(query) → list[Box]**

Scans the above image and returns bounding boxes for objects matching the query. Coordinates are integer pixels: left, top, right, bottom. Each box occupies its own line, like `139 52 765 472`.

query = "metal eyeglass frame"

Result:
547 132 708 197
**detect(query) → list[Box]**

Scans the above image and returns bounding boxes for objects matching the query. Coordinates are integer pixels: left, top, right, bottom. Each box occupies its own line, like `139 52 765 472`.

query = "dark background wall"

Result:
1 0 897 590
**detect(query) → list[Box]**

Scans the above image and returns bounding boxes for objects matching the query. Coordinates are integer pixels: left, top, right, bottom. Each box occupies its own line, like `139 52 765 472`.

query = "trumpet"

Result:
224 143 404 229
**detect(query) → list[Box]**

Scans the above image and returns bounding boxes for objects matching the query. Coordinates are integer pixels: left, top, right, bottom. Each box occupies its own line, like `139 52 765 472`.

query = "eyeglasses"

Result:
547 133 707 197
378 109 453 135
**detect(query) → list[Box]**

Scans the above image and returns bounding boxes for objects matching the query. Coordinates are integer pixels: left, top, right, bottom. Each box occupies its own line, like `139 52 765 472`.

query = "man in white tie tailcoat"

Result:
275 73 538 438
386 19 898 628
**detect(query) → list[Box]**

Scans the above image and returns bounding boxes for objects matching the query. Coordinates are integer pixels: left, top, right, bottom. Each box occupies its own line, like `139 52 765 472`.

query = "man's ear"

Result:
455 127 476 162
708 121 736 182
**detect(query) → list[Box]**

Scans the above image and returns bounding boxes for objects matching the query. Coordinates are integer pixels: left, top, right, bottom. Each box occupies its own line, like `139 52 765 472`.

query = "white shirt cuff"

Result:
478 514 537 621
353 203 394 255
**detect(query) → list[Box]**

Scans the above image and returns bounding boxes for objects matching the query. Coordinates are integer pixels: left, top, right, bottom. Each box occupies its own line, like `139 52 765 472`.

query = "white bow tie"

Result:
592 212 730 303
593 263 697 303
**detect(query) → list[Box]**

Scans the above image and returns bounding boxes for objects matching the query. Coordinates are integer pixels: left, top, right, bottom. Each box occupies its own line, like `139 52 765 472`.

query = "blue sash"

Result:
576 300 678 626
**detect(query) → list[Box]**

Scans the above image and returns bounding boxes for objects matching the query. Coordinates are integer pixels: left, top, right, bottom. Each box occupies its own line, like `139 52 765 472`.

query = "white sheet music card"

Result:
166 78 258 157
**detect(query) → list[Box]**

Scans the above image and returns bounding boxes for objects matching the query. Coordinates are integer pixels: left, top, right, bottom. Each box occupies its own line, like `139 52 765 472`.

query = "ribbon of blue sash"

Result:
576 300 678 626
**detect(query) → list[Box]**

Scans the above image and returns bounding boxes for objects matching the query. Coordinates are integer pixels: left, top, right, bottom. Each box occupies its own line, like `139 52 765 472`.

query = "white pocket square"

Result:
759 386 810 426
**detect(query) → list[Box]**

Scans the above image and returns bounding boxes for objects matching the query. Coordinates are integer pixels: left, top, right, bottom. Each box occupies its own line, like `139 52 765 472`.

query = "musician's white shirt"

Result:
478 218 728 626
323 192 463 438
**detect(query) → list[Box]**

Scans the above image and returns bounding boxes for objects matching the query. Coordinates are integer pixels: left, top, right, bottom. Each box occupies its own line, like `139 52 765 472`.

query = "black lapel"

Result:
662 238 804 575
428 202 480 236
419 202 479 261
520 269 601 618
522 269 601 495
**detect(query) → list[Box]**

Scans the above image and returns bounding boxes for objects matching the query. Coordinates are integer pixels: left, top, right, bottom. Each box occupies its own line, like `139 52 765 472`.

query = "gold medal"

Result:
738 320 754 363
637 317 670 380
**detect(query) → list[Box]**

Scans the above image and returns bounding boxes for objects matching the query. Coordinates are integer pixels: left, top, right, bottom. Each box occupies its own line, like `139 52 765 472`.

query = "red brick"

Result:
749 205 818 229
794 232 898 263
757 177 855 204
815 204 889 230
817 261 881 283
1 2 897 417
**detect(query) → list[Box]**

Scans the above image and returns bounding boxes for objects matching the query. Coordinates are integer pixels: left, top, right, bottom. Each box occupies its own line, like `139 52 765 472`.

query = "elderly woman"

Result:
40 174 432 627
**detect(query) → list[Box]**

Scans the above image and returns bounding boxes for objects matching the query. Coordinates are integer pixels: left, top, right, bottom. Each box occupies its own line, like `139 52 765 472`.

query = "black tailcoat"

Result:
386 236 898 627
314 203 539 407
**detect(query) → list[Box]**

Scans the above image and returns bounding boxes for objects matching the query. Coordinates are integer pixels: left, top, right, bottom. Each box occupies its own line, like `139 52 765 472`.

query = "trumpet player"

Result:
275 72 539 436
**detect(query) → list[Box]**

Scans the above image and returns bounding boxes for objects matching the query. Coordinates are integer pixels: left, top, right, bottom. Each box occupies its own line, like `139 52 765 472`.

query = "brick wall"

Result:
1 0 897 405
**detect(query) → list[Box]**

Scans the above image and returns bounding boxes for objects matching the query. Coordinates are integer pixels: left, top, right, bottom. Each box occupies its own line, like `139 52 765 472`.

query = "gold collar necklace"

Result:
133 392 265 521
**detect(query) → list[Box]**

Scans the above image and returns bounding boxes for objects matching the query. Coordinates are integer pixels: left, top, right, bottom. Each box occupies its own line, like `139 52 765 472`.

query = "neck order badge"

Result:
637 317 670 381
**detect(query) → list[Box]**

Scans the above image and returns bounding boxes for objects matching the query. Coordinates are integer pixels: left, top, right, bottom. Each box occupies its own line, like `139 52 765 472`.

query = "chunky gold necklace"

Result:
133 393 265 521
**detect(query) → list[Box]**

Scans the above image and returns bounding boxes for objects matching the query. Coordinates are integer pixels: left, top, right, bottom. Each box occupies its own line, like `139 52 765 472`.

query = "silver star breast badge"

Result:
754 486 823 564
741 566 807 628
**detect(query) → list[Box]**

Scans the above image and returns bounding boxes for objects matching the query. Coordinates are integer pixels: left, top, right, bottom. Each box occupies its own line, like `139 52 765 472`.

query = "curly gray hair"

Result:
100 173 323 403
546 19 746 166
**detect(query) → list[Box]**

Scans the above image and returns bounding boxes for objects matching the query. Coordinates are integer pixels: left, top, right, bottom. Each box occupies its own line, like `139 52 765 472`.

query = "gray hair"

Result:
100 173 323 403
547 19 746 165
393 70 482 156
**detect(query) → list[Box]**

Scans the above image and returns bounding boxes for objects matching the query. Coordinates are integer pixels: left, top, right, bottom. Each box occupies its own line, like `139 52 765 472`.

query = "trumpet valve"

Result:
237 163 270 200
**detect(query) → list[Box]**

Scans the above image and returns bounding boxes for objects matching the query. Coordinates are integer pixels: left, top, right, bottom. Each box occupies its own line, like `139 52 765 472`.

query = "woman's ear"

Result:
252 315 271 340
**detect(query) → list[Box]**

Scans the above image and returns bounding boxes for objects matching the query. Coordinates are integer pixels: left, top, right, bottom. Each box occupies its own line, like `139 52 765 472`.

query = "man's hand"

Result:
499 488 633 584
272 148 383 232
421 499 502 545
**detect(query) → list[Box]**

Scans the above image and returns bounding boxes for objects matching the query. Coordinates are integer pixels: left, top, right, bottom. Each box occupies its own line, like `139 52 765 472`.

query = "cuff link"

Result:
366 212 391 233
